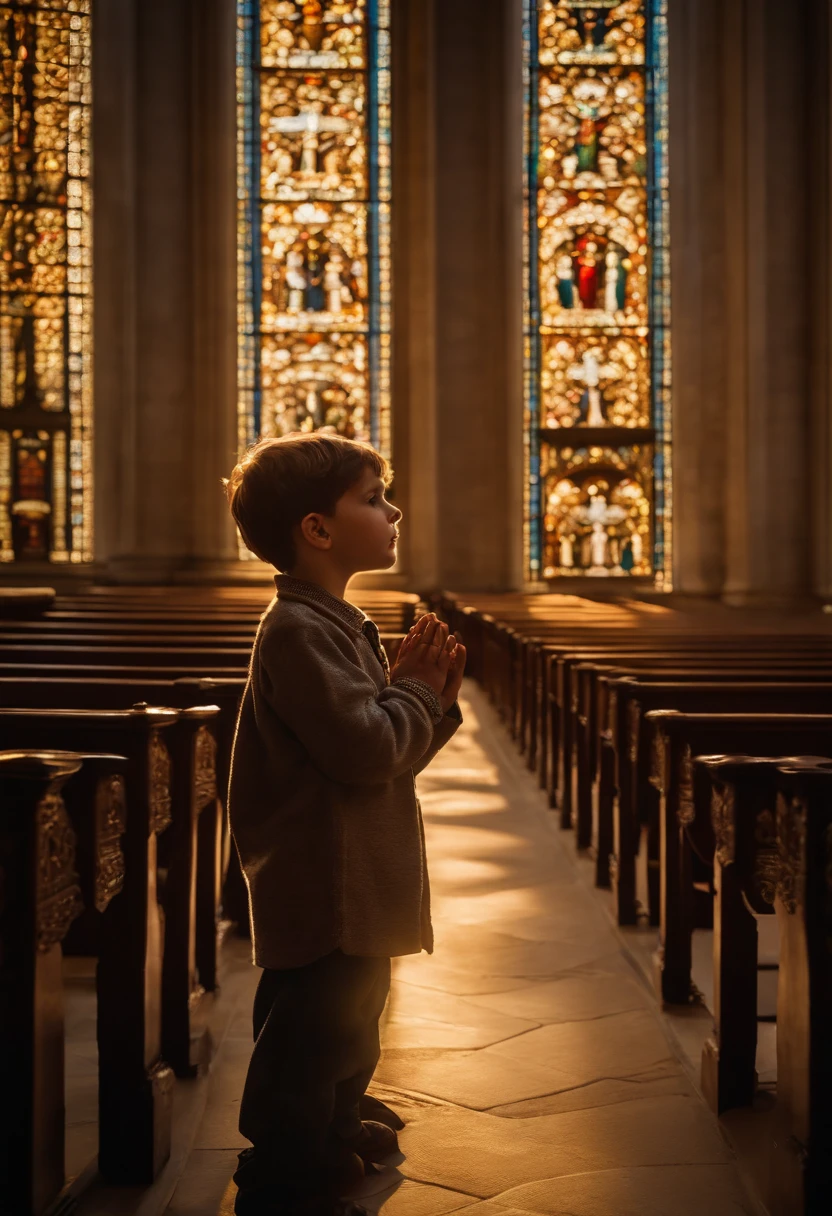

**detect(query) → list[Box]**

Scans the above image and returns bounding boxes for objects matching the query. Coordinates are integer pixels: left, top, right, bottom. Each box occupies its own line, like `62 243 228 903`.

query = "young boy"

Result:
223 432 466 1216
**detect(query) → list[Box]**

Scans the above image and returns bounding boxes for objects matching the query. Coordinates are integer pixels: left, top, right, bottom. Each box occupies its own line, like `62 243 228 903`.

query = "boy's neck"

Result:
284 562 351 602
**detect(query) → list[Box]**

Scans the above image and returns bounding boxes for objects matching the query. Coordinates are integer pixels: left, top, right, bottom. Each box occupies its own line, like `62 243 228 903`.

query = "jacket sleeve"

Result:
258 616 438 784
413 700 463 776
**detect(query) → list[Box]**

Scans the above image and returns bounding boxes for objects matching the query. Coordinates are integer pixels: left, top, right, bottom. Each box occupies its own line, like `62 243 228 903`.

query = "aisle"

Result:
166 680 757 1216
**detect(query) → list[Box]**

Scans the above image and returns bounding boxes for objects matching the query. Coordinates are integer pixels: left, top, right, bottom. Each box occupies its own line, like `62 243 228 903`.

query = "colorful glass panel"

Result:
0 0 93 563
237 0 391 528
524 0 670 585
541 440 653 577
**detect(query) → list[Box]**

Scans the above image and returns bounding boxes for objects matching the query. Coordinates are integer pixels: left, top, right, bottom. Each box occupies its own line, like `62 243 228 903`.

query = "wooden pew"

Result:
551 641 832 824
0 587 55 618
0 634 403 673
0 693 223 1076
600 676 832 923
768 763 832 1214
0 708 180 1184
51 587 421 631
645 711 832 1006
691 757 832 1214
431 590 832 793
690 755 831 1115
0 750 85 1216
499 628 827 812
0 676 244 990
575 657 832 836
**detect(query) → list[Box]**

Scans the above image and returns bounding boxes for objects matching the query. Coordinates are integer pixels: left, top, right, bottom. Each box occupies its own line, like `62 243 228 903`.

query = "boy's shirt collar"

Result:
274 573 367 635
274 574 391 684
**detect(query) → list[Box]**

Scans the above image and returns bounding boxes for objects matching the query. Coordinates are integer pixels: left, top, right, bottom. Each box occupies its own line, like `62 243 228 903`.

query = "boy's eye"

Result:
369 495 377 504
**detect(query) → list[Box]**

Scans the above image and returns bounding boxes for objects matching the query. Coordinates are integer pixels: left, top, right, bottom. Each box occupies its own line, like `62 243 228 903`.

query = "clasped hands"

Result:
391 612 467 714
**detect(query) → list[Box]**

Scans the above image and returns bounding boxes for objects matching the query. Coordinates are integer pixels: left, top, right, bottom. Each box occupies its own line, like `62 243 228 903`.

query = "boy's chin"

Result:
366 547 399 571
349 547 399 575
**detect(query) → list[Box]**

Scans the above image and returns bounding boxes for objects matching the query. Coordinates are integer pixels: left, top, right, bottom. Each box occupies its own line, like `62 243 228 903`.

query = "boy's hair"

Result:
223 431 393 571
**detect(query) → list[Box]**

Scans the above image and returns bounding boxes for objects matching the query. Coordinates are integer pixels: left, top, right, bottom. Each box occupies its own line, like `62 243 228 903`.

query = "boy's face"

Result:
328 465 402 572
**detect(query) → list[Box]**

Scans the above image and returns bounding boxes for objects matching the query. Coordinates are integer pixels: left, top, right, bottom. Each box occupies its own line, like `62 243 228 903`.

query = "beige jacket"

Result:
228 575 462 969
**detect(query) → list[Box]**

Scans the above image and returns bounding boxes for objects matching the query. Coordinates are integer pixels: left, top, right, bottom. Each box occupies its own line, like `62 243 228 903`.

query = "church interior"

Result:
1 1 832 1214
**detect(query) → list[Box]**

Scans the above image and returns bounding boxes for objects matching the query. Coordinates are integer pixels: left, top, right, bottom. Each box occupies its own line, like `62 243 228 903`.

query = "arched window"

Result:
0 0 93 563
523 0 670 585
236 0 392 482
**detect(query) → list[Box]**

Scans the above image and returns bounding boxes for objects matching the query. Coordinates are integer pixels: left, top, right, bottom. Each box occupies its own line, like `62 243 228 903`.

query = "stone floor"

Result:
152 678 761 1216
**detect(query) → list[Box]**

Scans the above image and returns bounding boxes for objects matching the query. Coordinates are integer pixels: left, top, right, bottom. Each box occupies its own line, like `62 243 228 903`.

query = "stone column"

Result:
809 0 832 600
92 0 139 572
355 0 524 594
187 0 241 571
93 0 242 582
722 0 813 607
670 0 820 605
667 0 728 596
432 0 523 592
365 0 440 593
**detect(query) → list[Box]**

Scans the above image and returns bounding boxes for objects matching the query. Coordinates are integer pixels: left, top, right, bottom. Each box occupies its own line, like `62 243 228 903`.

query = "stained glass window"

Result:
0 0 93 563
523 0 670 584
236 0 391 492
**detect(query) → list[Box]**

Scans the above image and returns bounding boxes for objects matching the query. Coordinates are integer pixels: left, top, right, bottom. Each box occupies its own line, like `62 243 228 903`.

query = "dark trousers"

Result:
235 949 391 1196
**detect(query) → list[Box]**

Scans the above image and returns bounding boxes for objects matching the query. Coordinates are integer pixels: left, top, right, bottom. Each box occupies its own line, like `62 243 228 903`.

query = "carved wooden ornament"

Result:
628 699 641 764
194 726 217 810
676 744 695 826
95 774 127 912
37 791 83 951
754 807 779 906
711 781 736 867
775 792 807 916
149 731 173 834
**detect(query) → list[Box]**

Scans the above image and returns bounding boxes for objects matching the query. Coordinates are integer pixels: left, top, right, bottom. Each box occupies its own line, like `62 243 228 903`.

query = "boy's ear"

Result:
299 513 331 549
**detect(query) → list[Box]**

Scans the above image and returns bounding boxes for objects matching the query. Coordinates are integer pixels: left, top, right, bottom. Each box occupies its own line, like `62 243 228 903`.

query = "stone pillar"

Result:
93 0 241 582
356 0 524 594
667 0 728 596
809 0 832 600
670 0 821 605
432 0 523 592
187 0 240 570
373 0 440 592
92 0 139 573
722 0 813 606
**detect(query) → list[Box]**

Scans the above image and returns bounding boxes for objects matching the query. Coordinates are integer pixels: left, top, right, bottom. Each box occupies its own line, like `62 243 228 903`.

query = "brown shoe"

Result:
303 1202 370 1216
358 1093 405 1130
322 1150 366 1196
234 1150 367 1215
337 1120 399 1165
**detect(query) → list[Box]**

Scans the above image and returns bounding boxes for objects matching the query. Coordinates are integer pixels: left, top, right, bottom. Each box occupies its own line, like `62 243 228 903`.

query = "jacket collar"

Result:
274 574 367 636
